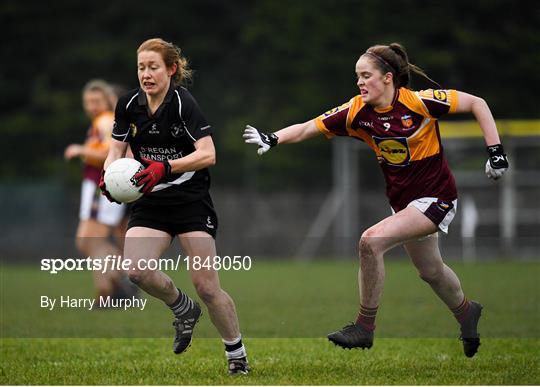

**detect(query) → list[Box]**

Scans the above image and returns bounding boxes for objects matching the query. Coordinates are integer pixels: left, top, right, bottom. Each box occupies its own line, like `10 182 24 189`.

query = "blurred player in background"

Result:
100 38 249 375
64 79 136 302
244 42 509 358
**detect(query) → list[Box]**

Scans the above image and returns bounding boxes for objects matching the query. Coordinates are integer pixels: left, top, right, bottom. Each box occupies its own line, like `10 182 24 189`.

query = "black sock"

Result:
223 336 247 360
167 288 194 316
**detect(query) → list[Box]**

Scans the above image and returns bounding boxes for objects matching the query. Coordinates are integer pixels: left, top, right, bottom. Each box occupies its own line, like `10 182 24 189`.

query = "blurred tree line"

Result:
1 0 539 189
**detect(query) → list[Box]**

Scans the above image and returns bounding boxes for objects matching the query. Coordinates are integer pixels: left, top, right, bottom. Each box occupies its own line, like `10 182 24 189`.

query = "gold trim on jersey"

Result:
415 89 459 114
315 87 460 164
84 111 114 168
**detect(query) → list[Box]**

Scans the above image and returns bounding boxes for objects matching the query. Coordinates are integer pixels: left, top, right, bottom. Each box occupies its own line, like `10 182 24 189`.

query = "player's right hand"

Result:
243 125 278 155
64 144 83 160
134 158 171 195
99 170 121 204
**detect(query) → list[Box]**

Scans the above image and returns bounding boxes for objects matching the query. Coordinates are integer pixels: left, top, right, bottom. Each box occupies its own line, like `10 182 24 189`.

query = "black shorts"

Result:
128 194 218 238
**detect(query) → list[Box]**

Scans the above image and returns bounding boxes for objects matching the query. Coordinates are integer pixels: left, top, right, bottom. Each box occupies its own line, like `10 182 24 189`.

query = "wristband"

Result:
487 144 505 156
268 133 278 147
162 159 172 175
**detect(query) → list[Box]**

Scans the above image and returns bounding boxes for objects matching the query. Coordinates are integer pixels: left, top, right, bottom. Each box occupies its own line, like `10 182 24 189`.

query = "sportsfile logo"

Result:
40 255 252 274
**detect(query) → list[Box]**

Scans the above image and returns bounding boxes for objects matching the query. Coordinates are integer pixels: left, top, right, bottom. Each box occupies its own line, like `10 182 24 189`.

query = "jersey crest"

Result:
130 123 138 137
401 114 413 129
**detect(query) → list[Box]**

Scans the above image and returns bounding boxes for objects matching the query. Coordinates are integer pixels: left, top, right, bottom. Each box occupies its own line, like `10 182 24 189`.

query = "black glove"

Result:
485 144 509 180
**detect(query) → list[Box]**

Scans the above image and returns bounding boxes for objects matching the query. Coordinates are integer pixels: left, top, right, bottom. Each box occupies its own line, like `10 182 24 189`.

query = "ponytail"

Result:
363 43 440 88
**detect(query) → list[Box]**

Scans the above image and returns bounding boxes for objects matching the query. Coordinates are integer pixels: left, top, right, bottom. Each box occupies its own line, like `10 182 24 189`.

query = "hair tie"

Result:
364 51 395 74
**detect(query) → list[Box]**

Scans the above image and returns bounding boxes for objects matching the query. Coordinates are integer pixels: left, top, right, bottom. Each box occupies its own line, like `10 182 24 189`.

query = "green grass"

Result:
1 260 539 384
1 338 538 385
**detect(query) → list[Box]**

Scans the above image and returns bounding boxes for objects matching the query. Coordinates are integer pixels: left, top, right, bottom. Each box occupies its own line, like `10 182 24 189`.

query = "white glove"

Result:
243 125 278 155
485 160 507 180
485 144 509 180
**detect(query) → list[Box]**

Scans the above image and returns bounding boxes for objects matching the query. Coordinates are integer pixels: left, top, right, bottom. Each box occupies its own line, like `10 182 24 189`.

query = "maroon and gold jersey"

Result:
315 88 459 211
83 111 114 183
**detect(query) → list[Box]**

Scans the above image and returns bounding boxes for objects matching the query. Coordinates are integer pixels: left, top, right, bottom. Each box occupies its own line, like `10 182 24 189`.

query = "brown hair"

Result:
362 43 439 88
137 38 192 86
82 79 116 110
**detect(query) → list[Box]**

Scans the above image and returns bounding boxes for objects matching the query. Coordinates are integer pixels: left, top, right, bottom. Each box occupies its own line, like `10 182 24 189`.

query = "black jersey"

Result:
112 85 213 205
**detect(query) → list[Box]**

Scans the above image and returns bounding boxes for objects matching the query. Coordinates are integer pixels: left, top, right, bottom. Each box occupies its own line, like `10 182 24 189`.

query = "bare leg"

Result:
76 219 123 297
329 206 459 349
357 206 438 308
403 233 464 309
124 227 178 304
179 231 241 341
113 215 129 252
403 226 483 357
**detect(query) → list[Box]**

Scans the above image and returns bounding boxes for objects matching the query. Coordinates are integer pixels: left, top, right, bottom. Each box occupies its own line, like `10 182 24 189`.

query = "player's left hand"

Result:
485 144 509 180
243 125 278 155
134 158 171 194
99 170 121 204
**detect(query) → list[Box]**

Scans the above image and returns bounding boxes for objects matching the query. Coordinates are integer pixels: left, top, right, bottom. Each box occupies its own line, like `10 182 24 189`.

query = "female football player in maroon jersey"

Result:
64 80 135 302
244 42 508 357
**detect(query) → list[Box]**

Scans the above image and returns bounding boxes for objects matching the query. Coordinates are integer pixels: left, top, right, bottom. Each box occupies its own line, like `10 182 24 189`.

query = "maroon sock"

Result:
355 304 378 331
451 297 471 324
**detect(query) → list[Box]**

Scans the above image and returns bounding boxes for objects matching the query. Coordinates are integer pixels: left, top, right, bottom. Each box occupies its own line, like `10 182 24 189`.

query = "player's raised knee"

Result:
358 228 382 257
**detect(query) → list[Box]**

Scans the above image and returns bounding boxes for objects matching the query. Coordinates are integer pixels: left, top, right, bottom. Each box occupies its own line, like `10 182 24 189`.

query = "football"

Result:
104 158 144 203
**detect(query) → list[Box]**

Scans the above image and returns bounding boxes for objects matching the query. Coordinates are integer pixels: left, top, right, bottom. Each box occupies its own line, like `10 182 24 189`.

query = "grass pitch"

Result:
1 260 539 384
2 338 538 385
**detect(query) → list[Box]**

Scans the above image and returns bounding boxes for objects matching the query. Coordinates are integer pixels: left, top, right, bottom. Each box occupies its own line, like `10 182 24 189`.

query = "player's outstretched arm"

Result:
63 142 108 163
243 120 320 155
455 91 509 180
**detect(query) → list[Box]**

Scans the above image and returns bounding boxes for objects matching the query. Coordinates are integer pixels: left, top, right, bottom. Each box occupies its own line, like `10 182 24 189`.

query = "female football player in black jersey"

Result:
100 38 248 375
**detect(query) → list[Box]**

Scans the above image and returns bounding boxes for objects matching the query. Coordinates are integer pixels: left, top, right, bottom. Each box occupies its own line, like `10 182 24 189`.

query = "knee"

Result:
127 268 149 285
75 237 91 255
418 264 444 284
358 228 380 259
193 279 219 304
